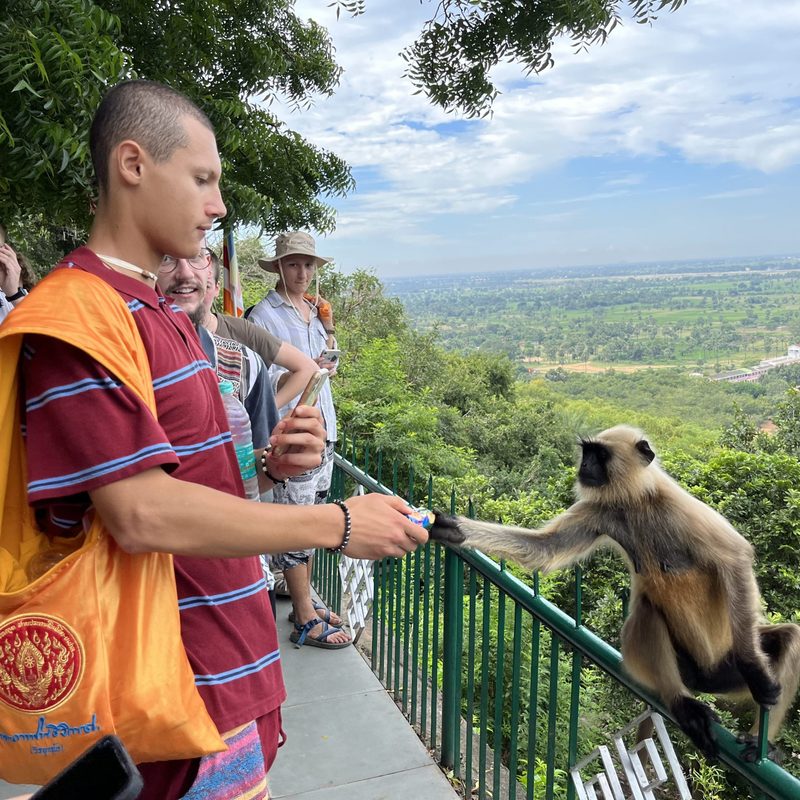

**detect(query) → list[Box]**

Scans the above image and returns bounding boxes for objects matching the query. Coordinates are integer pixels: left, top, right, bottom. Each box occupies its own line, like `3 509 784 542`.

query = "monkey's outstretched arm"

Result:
429 504 602 573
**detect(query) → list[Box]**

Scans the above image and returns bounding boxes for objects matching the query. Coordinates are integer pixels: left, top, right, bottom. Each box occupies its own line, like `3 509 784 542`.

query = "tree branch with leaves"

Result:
333 0 688 118
1 0 353 243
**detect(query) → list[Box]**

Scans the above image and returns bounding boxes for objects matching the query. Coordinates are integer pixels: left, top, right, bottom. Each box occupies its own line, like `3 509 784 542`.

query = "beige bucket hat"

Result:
258 231 332 273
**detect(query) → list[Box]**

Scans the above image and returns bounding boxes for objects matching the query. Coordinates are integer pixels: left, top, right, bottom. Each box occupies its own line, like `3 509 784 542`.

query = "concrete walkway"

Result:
269 596 459 799
0 598 459 800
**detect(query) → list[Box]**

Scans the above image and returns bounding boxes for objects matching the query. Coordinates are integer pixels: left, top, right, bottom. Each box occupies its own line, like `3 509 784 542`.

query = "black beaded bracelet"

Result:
260 447 286 488
328 499 351 554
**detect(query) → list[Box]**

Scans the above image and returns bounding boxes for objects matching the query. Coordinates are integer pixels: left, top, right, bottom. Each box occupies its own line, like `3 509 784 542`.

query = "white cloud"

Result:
265 0 800 272
702 187 766 200
605 173 645 187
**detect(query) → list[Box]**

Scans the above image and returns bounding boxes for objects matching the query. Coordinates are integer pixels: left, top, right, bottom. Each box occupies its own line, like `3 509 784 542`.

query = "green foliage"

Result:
684 753 729 799
1 0 352 235
521 376 721 457
0 0 129 227
110 0 353 233
522 759 567 797
2 211 83 279
773 388 800 458
393 263 800 375
465 398 578 497
335 335 473 481
436 350 516 414
719 403 764 452
323 268 410 355
461 594 603 793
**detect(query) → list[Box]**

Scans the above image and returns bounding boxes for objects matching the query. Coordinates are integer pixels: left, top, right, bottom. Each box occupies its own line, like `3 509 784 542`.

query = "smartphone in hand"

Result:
271 369 330 457
319 348 341 364
295 368 329 407
30 735 143 800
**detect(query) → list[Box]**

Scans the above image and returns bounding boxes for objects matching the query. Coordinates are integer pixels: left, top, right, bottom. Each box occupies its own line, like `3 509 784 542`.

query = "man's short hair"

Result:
208 249 222 285
90 80 214 193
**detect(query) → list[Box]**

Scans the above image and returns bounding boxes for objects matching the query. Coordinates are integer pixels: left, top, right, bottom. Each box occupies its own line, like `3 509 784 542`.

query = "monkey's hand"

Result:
737 658 781 707
428 513 467 546
671 696 720 762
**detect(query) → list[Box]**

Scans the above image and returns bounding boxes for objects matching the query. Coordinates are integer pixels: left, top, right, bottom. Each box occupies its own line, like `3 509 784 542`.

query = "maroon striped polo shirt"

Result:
21 248 285 740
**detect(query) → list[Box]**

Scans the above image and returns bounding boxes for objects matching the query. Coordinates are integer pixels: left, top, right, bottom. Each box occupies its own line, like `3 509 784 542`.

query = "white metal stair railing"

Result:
570 710 692 800
337 486 374 643
338 554 374 642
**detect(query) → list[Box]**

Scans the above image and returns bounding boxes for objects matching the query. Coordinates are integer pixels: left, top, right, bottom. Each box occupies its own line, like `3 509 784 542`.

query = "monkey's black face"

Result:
578 441 611 487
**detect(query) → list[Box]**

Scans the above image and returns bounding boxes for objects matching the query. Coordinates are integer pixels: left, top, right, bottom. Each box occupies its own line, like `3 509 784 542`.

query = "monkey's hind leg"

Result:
622 596 721 760
739 623 800 763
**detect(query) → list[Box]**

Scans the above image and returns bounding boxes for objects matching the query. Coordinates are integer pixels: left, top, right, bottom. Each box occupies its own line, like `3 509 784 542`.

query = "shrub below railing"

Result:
311 443 800 800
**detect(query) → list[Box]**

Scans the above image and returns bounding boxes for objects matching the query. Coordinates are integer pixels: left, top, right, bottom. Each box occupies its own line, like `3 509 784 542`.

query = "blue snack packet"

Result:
407 508 436 529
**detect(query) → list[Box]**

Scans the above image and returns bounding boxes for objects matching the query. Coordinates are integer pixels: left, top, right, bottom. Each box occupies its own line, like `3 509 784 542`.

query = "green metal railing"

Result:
312 442 800 800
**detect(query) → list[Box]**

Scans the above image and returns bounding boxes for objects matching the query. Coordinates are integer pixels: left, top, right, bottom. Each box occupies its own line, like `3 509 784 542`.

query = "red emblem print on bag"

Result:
0 614 84 713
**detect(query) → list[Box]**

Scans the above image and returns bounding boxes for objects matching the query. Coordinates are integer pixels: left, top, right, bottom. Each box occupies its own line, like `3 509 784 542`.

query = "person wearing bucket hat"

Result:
254 232 338 350
257 231 332 273
248 232 346 649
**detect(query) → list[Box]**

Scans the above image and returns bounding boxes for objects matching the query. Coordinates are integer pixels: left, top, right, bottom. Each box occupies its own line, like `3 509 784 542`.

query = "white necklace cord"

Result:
97 253 158 284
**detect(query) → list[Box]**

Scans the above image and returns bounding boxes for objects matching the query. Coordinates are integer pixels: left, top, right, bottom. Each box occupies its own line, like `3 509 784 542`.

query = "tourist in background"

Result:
248 231 346 649
0 233 30 324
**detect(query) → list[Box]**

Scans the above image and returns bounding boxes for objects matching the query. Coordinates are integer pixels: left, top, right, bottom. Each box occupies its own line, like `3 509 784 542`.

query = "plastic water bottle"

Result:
219 379 260 501
27 539 78 581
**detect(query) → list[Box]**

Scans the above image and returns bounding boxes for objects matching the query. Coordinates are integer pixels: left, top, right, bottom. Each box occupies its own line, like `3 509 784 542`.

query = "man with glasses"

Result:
157 248 280 478
158 248 318 409
157 250 287 618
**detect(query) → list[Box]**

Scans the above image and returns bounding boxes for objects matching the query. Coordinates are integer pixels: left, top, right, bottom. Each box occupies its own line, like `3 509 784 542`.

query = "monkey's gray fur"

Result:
429 424 800 762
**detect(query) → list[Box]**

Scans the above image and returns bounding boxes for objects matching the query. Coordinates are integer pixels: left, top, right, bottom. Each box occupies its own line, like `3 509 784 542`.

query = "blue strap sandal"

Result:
288 601 342 627
289 617 351 649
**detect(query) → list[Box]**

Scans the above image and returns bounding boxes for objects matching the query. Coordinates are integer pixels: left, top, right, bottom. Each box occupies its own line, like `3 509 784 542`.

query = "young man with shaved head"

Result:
1 80 426 799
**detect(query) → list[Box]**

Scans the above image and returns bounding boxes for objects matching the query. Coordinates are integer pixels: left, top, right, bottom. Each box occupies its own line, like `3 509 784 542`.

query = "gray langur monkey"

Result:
429 425 800 761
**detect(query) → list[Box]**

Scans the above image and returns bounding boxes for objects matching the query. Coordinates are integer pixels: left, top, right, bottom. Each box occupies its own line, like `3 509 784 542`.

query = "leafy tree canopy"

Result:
1 0 352 236
335 0 687 118
0 1 125 229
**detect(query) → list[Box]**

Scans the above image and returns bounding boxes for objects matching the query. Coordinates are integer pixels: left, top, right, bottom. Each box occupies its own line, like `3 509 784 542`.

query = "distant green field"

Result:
390 265 800 373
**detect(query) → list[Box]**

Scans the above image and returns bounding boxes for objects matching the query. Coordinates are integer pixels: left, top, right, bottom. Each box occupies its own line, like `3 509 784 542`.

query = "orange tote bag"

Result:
0 268 224 785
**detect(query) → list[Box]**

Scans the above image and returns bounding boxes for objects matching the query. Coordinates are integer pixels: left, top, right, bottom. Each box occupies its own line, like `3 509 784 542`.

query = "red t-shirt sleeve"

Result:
22 334 180 504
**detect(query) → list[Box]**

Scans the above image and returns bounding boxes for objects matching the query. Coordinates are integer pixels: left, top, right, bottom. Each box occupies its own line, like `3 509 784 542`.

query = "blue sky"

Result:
268 0 800 277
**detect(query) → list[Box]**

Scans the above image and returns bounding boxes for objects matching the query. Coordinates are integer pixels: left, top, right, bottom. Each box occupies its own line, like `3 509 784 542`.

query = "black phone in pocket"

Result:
30 735 143 800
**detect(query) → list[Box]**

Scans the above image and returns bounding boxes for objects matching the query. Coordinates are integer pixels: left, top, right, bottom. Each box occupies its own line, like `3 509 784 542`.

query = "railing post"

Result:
441 546 463 770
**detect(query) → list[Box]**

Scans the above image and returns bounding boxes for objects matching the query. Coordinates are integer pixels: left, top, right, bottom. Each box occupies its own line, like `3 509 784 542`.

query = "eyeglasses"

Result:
158 250 210 273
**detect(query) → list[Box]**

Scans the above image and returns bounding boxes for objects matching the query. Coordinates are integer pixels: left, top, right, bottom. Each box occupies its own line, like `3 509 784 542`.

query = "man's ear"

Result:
115 140 146 187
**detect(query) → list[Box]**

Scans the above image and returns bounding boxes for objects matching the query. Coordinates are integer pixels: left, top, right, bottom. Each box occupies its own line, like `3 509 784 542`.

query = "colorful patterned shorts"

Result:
181 721 269 799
